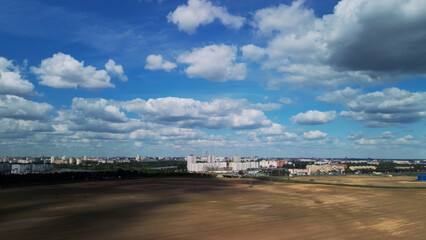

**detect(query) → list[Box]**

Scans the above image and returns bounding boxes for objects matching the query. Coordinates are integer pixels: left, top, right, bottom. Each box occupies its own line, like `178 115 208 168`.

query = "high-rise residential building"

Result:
50 156 55 164
136 155 142 161
233 155 241 163
207 155 215 163
186 155 196 171
69 157 76 165
187 155 196 164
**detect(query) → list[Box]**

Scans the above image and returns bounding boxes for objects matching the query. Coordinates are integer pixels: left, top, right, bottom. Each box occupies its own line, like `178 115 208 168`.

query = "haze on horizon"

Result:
0 0 425 158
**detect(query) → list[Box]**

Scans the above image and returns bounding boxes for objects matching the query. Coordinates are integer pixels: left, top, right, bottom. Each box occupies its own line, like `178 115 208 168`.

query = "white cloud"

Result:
395 135 419 145
253 102 282 111
145 54 177 72
354 138 377 145
250 123 297 140
348 132 421 146
177 44 246 82
134 141 142 147
31 53 115 89
324 0 426 74
381 131 394 139
317 87 362 104
71 98 128 123
0 57 35 96
347 132 366 140
278 97 292 104
105 59 128 82
122 97 271 129
252 0 317 36
339 88 426 127
0 95 53 120
55 98 145 134
0 118 53 135
291 110 336 125
303 130 327 140
130 126 206 141
248 0 426 88
240 44 266 61
167 0 244 34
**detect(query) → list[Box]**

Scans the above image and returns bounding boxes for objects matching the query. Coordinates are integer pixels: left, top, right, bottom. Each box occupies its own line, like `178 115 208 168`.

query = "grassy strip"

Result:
244 176 426 189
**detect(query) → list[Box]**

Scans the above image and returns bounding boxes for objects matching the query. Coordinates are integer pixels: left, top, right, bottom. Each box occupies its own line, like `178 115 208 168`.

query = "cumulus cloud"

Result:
0 118 53 135
240 44 266 61
31 53 115 89
247 0 426 88
354 138 377 145
317 87 362 104
245 123 297 142
291 110 336 125
105 59 128 82
252 0 317 36
60 114 143 134
278 97 292 104
145 54 177 72
54 98 144 134
394 135 419 145
177 44 246 82
167 0 244 34
347 132 366 140
325 0 426 73
339 88 426 127
381 131 394 139
303 130 327 140
71 98 128 123
130 126 206 141
121 97 271 129
0 95 53 120
0 57 35 96
349 132 420 146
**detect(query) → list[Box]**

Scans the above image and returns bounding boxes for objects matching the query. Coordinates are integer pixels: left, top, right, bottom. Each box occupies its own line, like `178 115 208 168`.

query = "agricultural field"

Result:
291 175 426 188
0 178 425 240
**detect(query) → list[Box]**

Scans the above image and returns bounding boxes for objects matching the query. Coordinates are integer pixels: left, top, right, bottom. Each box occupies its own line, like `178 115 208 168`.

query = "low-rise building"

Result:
349 165 377 171
288 168 310 176
307 164 346 174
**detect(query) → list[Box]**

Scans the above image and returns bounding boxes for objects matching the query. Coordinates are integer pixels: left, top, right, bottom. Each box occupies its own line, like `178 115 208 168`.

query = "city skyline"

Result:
0 0 425 158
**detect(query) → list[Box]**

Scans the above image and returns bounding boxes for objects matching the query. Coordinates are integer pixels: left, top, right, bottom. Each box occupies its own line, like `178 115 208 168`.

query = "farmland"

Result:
291 175 426 188
0 177 425 239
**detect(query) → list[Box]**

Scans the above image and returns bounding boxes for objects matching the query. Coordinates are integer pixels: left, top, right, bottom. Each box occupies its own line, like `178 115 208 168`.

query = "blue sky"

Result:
0 0 425 158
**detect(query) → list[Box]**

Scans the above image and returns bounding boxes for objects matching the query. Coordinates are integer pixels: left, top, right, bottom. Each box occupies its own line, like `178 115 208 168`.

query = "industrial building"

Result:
417 175 426 181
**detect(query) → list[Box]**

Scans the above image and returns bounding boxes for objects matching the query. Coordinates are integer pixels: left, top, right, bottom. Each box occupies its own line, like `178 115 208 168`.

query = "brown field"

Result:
0 178 425 240
291 175 426 187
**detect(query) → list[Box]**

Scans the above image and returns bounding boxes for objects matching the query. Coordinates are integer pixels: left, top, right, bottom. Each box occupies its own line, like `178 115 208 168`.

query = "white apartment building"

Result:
231 162 259 171
260 160 278 168
207 155 215 163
